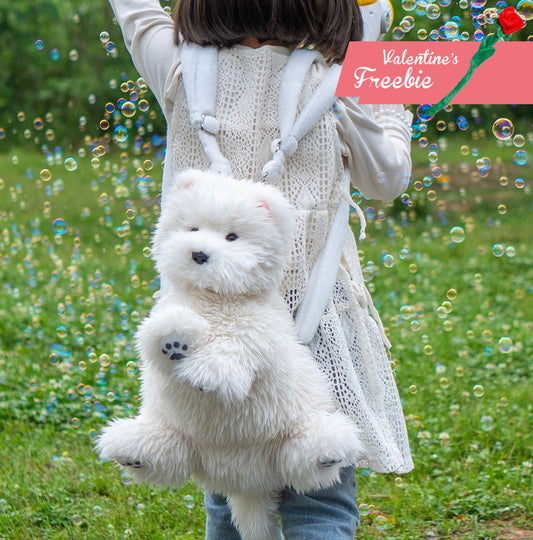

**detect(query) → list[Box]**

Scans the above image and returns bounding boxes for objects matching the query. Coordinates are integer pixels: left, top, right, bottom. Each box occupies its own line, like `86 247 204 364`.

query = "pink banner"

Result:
336 41 533 104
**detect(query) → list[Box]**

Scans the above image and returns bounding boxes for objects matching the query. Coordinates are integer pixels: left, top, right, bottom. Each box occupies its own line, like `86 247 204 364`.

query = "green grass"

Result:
0 132 531 539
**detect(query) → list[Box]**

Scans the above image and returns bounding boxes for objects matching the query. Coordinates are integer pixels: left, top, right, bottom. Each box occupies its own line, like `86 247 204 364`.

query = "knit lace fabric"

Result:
167 46 413 474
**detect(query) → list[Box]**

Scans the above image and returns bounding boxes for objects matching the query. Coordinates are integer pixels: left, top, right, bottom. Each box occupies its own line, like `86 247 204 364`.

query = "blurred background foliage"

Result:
0 0 166 149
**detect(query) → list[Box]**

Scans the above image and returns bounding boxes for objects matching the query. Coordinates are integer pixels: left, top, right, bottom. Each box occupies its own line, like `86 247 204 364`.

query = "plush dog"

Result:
97 170 363 540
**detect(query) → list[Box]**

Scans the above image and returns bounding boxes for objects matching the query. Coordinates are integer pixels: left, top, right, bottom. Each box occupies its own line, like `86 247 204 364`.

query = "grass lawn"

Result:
0 128 531 538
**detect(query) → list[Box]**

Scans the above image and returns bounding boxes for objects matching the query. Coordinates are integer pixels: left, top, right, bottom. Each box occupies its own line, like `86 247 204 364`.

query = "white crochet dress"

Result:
108 0 414 474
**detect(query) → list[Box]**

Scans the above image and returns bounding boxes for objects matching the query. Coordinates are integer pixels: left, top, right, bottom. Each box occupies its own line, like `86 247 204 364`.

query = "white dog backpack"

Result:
178 43 389 348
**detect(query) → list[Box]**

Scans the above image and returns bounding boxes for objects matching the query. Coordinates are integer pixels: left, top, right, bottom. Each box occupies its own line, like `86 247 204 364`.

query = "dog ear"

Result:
256 200 272 217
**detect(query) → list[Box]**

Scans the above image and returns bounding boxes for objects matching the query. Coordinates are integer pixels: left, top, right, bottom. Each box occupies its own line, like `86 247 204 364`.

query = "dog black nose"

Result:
192 251 209 265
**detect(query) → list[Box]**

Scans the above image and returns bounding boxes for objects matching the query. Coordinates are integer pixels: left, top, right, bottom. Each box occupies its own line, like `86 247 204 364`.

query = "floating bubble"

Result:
517 0 533 20
359 503 370 517
513 134 525 147
443 21 460 38
427 4 441 19
514 177 525 189
64 157 78 171
121 472 133 485
69 49 79 62
409 384 418 394
120 101 136 118
492 118 514 140
114 125 129 143
35 39 45 50
33 117 44 130
513 150 528 165
50 49 60 61
492 244 505 257
498 337 513 353
480 415 494 431
473 384 484 397
93 505 103 516
446 289 457 300
417 104 435 122
450 226 465 243
183 494 195 510
374 515 389 531
56 324 68 338
72 514 83 526
456 116 468 130
138 99 150 112
52 218 68 236
382 253 395 268
99 31 110 43
71 417 81 428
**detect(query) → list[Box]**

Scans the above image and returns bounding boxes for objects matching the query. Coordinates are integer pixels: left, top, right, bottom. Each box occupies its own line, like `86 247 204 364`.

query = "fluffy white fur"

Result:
97 170 363 540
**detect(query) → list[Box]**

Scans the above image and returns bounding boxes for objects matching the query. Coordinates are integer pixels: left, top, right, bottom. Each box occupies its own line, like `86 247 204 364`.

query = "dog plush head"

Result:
152 170 295 296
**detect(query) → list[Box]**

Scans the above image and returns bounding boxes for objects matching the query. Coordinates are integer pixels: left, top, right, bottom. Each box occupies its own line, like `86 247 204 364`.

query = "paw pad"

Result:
162 341 189 361
122 460 143 469
319 458 342 468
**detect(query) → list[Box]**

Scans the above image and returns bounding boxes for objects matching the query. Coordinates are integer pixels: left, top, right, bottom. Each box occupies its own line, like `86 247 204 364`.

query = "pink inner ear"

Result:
256 200 271 215
184 181 194 189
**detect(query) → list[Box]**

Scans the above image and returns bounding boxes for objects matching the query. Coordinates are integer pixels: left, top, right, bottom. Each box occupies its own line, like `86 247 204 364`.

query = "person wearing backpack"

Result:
105 0 414 538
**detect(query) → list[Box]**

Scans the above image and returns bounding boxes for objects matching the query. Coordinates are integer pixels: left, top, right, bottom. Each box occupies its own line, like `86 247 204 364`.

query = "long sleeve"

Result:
336 100 413 202
107 0 181 118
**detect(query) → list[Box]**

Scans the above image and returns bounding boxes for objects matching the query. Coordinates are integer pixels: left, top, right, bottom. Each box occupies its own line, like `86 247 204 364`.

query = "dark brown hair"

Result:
174 0 363 63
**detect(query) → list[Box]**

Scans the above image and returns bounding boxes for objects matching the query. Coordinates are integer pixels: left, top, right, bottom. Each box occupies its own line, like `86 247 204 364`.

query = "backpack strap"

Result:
180 42 232 176
262 52 342 181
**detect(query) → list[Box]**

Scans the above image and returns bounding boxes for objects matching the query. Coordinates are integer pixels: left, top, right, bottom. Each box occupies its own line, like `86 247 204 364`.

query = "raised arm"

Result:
107 0 181 117
337 100 413 202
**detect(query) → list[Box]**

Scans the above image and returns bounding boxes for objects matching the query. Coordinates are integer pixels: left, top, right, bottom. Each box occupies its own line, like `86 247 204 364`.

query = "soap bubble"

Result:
40 169 52 181
456 116 468 130
114 125 128 143
473 385 484 397
99 31 110 43
516 0 533 20
50 49 60 61
120 101 136 118
492 118 514 140
450 226 465 243
417 104 435 122
492 244 505 257
374 515 389 531
513 150 528 165
64 157 78 171
359 503 370 516
52 218 68 236
480 415 494 431
35 39 45 50
443 21 459 38
498 337 513 353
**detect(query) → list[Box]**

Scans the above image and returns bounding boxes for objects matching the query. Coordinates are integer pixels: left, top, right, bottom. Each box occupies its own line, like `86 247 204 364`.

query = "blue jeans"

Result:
204 466 359 539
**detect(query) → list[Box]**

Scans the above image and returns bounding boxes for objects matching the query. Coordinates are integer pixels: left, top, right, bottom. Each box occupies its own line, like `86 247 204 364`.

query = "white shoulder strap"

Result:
262 52 342 181
180 42 232 175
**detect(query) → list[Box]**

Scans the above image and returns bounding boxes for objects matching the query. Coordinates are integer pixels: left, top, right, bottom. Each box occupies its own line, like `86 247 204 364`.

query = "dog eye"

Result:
225 233 239 242
190 227 199 232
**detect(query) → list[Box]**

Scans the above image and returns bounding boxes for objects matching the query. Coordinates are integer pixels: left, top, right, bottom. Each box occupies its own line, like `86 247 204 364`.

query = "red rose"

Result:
498 6 526 34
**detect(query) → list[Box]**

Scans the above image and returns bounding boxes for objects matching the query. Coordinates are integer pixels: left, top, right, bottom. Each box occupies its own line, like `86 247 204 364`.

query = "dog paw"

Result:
161 340 189 361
